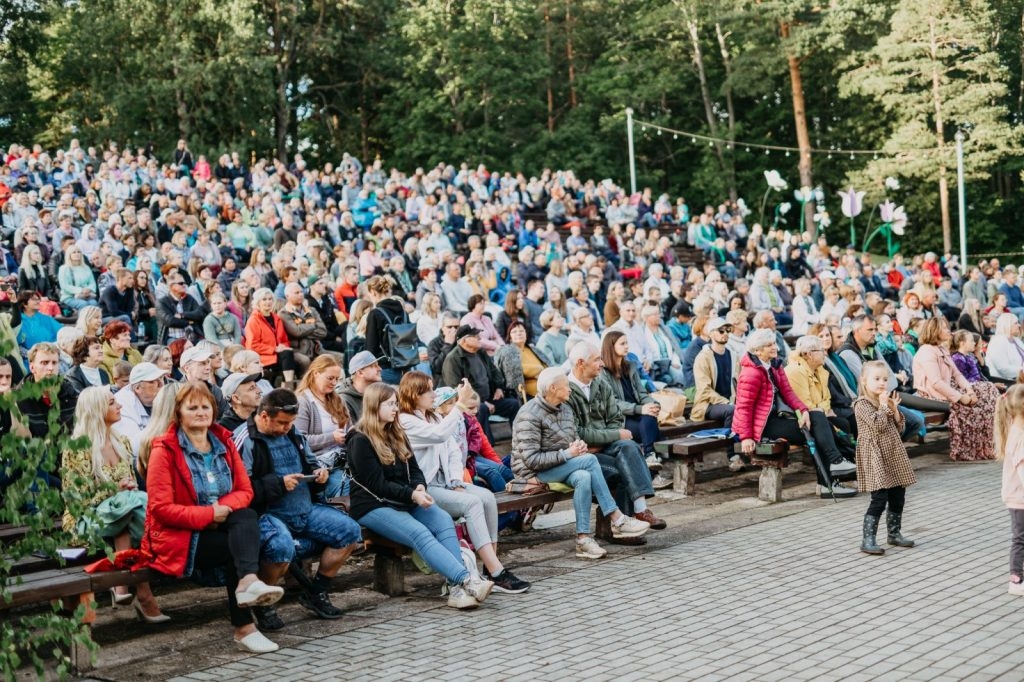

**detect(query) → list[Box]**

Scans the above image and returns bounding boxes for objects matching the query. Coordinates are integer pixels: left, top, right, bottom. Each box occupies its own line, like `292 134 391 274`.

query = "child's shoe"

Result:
1009 578 1024 596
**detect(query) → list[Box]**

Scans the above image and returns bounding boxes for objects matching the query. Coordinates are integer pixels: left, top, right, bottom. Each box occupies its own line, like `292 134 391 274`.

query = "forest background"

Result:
2 0 1023 256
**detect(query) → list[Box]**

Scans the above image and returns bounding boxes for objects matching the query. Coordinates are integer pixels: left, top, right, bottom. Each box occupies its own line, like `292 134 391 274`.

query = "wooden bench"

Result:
741 442 791 502
655 436 731 496
354 490 576 597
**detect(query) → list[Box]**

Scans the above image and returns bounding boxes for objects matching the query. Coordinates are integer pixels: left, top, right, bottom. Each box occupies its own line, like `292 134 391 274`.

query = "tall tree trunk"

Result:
780 22 815 235
275 64 290 161
929 18 952 251
1017 8 1024 119
715 22 737 201
686 17 728 181
544 2 555 132
565 0 577 108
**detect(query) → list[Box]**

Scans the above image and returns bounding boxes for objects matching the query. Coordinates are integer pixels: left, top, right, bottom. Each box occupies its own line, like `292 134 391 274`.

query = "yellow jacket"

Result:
784 355 831 411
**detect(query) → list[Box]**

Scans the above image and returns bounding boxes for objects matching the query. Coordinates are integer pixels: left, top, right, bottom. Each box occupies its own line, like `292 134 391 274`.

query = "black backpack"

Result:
378 305 419 370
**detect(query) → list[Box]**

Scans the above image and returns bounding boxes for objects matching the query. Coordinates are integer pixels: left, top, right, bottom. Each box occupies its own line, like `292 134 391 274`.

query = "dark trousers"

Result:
477 397 522 443
595 439 654 515
1010 510 1024 579
624 414 660 456
264 349 296 385
704 403 735 429
193 507 261 627
866 486 906 518
760 412 842 486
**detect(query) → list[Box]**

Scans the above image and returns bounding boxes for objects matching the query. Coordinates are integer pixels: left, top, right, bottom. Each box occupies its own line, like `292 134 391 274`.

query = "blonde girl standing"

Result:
855 360 917 555
995 384 1024 595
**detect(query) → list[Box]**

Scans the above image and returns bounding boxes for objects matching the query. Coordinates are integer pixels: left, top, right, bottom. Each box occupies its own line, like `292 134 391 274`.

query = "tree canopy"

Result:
2 0 1023 255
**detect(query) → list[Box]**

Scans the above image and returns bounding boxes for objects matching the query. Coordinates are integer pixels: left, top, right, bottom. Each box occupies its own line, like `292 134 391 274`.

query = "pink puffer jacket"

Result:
733 353 810 442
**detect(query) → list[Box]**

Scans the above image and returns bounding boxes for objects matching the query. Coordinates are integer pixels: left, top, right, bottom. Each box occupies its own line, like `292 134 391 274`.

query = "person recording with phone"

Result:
240 388 363 632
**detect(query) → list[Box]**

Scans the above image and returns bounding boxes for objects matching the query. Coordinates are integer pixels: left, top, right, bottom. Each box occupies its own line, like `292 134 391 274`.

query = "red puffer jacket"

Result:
141 423 253 577
733 353 809 442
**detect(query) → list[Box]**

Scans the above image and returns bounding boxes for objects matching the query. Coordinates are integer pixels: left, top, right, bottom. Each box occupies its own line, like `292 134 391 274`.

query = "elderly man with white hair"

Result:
753 309 789 363
565 341 667 530
511 367 650 559
734 329 857 499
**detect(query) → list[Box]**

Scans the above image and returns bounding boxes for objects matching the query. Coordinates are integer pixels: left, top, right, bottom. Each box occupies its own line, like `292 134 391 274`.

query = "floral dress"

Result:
61 434 147 546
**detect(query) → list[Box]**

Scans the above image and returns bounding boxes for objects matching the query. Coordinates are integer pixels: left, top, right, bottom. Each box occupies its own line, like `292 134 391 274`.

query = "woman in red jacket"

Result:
142 381 285 653
244 287 296 387
734 329 857 499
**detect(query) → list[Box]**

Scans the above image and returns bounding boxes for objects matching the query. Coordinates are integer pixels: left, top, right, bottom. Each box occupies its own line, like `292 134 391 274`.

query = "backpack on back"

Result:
378 305 419 370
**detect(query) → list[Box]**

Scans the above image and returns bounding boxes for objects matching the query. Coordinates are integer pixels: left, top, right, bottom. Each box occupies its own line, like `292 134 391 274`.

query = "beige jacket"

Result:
691 344 733 421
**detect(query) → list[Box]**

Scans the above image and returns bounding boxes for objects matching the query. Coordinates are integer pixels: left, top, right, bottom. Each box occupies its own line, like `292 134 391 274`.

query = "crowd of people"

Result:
0 138 1017 653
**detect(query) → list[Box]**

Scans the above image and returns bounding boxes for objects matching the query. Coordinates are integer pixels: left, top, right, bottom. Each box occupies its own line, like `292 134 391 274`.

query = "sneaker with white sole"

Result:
651 473 673 490
829 459 857 475
728 455 744 472
447 584 479 609
575 537 607 559
1009 581 1024 596
818 481 858 498
463 575 494 603
645 454 663 471
235 629 279 653
611 515 650 538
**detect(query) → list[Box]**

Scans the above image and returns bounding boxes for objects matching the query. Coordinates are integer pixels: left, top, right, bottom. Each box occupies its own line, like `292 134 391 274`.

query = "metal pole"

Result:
625 108 637 195
955 131 967 266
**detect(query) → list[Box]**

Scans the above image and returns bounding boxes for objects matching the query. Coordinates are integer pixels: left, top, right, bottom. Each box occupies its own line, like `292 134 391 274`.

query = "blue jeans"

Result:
322 469 350 499
381 368 402 385
535 454 618 535
62 297 94 311
899 406 925 441
359 504 469 584
258 504 362 564
474 456 513 492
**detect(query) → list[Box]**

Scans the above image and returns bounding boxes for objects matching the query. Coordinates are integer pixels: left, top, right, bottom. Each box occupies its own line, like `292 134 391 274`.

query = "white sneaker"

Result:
575 537 607 560
235 630 279 653
728 455 744 472
611 515 650 538
651 473 673 490
830 460 857 475
645 454 663 471
447 584 479 609
1009 581 1024 596
462 576 494 603
235 580 284 608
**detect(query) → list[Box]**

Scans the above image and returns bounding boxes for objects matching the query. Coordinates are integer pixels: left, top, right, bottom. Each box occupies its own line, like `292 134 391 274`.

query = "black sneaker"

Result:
299 590 344 619
486 569 531 594
252 605 285 631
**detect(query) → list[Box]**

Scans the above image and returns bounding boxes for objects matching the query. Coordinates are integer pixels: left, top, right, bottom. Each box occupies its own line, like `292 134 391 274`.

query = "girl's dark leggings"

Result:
866 486 906 517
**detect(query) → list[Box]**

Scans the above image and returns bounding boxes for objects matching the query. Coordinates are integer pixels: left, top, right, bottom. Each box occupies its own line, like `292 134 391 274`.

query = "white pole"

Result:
955 131 967 267
626 108 637 195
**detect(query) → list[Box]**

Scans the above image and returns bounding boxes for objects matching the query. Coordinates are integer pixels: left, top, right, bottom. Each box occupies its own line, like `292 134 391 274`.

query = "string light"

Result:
630 116 932 158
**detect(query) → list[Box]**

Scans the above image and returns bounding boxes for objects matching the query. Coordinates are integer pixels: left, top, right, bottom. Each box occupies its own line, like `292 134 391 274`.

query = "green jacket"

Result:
566 373 625 447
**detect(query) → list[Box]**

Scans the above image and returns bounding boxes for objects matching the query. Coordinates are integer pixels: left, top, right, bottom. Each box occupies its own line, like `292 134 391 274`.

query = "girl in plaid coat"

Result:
855 360 917 555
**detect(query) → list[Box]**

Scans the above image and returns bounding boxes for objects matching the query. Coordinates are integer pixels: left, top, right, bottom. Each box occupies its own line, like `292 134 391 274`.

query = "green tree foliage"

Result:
1 363 102 679
2 0 1024 255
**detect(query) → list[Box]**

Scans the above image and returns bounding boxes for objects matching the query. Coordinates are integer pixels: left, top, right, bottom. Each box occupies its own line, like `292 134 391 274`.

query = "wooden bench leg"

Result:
594 509 611 540
57 593 96 674
372 551 406 596
670 460 696 495
758 466 784 502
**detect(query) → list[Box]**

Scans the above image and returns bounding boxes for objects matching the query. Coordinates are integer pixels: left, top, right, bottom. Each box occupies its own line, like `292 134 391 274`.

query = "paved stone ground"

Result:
162 459 1022 682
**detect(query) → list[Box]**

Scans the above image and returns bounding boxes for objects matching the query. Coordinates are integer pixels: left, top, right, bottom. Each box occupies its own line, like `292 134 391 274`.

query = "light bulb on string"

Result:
850 153 855 160
642 126 647 132
873 153 879 160
764 149 770 155
673 134 678 140
785 150 790 157
691 137 697 144
708 141 713 147
745 147 751 153
657 129 662 135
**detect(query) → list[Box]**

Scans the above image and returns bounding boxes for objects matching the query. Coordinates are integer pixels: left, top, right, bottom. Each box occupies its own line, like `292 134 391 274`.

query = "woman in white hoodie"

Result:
397 372 530 594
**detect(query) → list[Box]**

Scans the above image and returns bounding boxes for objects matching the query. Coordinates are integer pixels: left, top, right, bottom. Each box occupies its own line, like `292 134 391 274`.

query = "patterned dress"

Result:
854 397 916 493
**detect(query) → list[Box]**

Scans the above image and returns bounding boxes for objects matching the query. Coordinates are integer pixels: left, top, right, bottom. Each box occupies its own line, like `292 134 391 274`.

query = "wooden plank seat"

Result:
655 435 732 496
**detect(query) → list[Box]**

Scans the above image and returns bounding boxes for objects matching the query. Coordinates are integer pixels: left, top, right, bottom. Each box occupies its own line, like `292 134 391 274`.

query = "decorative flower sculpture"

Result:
760 170 788 227
884 177 901 191
864 200 909 256
838 187 865 247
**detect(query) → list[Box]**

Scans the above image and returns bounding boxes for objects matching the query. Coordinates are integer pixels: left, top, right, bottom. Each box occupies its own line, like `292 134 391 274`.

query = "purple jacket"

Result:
951 352 984 384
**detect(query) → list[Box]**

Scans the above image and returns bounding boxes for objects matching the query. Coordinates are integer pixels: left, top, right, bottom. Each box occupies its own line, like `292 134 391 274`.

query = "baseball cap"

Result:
222 372 262 398
432 386 458 409
705 317 729 333
129 362 168 385
180 345 214 367
306 273 325 288
348 350 384 375
672 302 693 318
455 324 481 341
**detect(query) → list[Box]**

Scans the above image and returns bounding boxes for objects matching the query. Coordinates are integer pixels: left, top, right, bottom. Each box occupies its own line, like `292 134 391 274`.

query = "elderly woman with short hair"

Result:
785 335 853 437
734 329 857 498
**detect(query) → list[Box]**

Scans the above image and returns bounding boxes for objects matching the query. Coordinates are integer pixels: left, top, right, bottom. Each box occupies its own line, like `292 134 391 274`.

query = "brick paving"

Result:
168 459 1020 682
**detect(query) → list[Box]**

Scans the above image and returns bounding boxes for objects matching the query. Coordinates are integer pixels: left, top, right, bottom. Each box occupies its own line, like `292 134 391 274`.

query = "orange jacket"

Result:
244 312 290 366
